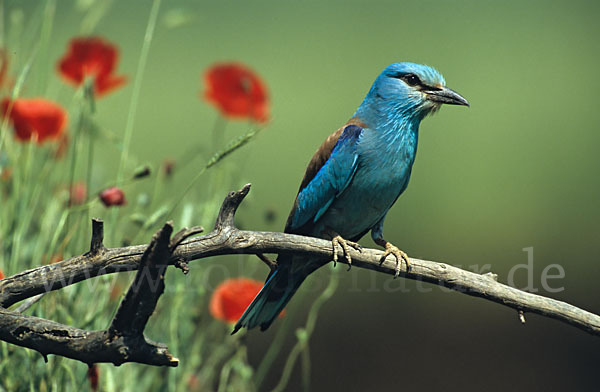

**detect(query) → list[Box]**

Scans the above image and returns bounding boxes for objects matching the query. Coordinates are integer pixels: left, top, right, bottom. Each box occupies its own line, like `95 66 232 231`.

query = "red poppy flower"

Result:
203 62 269 123
57 37 127 97
0 269 4 280
99 187 126 207
210 278 265 323
1 98 68 143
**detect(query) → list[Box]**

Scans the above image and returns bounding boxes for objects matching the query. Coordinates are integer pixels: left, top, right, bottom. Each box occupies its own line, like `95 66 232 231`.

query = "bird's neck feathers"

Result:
353 89 428 144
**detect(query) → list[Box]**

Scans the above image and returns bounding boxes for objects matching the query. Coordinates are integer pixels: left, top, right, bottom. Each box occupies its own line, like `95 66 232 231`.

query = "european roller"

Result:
234 62 468 333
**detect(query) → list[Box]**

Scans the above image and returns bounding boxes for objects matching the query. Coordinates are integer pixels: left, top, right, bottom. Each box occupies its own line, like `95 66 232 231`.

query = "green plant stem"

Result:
0 51 34 154
272 268 340 392
177 115 227 172
84 83 96 235
166 127 260 219
8 140 34 272
212 115 226 154
115 0 161 185
301 342 311 392
65 104 84 237
255 305 295 388
37 0 55 93
110 0 161 244
86 132 95 202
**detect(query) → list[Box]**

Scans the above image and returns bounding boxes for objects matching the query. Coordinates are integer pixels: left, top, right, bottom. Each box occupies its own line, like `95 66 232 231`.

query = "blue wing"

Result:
288 124 363 231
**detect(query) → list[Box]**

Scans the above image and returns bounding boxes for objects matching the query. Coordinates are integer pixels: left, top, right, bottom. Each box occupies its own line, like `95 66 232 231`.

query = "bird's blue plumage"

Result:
291 124 363 229
233 62 468 333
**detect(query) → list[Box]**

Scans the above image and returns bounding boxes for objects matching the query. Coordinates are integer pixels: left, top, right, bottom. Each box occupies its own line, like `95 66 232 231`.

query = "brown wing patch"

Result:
284 117 366 234
298 117 366 192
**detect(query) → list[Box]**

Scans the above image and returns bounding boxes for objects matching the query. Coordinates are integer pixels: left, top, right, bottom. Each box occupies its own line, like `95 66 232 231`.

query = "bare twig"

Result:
88 218 105 256
0 184 598 368
169 226 204 251
256 253 278 271
14 293 45 313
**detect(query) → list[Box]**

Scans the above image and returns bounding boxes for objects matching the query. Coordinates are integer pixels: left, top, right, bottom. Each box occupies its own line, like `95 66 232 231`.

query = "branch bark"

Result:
0 220 196 366
0 184 598 367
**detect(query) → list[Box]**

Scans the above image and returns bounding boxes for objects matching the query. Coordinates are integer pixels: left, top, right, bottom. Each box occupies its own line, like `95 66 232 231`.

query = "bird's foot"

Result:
331 235 362 271
379 242 410 278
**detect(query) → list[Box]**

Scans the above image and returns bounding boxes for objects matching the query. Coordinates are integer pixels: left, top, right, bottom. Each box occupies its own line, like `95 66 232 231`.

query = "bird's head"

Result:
359 62 469 123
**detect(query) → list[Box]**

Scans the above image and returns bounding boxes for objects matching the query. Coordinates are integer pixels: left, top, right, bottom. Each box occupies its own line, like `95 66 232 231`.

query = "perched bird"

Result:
234 62 468 333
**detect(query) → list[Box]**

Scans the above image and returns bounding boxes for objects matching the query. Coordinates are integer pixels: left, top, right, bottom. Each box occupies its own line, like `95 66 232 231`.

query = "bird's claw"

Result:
331 235 362 270
379 243 410 278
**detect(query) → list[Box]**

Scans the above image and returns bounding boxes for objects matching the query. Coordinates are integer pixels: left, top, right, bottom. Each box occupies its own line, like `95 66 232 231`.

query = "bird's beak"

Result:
426 87 469 107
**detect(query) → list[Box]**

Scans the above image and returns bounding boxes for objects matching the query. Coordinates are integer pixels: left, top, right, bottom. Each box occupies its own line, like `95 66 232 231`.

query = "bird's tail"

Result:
233 261 307 333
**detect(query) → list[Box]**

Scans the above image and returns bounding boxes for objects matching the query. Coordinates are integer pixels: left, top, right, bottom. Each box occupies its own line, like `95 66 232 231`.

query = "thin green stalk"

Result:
37 0 55 93
272 269 340 392
86 131 95 202
111 0 161 243
301 342 311 392
80 0 115 34
198 328 241 387
28 349 34 392
178 115 226 172
255 303 295 388
8 139 35 272
168 287 184 392
115 0 161 184
65 104 84 236
23 153 55 263
0 51 34 154
84 83 96 236
212 115 226 155
46 210 69 263
217 344 246 392
166 127 260 219
59 361 77 390
0 0 4 48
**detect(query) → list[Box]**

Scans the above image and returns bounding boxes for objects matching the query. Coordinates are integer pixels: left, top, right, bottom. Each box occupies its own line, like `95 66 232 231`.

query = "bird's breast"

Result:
313 127 418 239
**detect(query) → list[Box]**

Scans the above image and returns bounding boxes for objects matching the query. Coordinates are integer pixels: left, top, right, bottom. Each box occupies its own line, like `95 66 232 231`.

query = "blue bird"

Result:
233 62 468 333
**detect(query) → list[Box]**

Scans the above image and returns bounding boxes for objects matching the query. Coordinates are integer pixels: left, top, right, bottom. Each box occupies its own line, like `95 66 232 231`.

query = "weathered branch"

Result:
0 308 176 366
0 220 186 366
110 222 172 336
0 183 598 367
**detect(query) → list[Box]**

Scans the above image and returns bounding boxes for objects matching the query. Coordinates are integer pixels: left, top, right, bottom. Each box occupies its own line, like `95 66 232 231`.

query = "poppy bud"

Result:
99 187 126 207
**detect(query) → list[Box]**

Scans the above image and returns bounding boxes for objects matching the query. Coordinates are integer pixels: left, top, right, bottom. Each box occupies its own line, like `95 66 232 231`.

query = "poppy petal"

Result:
203 62 270 123
57 37 127 97
1 98 68 143
209 278 265 323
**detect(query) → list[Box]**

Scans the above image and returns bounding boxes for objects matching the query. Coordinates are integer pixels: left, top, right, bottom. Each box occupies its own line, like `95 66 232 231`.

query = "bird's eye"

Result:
403 74 421 87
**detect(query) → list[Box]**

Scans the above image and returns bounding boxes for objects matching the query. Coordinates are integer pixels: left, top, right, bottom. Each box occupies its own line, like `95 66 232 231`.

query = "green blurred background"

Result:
7 0 600 390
